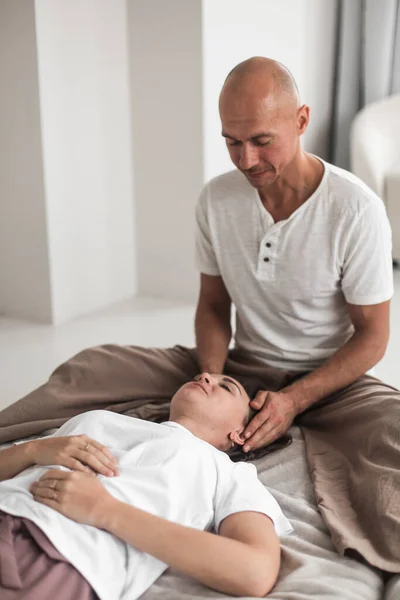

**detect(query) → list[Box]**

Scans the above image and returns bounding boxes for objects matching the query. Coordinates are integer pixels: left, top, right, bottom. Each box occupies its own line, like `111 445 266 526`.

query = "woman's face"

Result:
170 373 251 447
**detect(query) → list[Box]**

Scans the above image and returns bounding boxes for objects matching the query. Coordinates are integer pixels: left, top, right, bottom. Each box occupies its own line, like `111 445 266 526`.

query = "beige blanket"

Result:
0 343 398 597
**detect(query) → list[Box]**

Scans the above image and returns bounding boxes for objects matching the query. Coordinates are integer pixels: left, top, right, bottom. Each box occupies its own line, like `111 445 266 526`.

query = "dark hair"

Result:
227 374 292 463
233 375 264 425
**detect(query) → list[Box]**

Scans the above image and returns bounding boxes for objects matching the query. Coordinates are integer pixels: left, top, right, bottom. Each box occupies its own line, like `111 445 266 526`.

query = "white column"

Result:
0 1 136 324
34 0 136 324
127 0 204 302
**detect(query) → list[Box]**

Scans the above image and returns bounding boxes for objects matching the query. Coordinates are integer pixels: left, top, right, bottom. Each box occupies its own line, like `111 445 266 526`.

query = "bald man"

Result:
196 56 392 442
194 57 398 573
0 57 399 586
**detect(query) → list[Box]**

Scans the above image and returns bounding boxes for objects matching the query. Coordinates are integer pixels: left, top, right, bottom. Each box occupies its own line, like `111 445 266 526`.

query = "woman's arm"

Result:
31 470 280 598
0 435 119 481
103 502 280 597
0 441 37 481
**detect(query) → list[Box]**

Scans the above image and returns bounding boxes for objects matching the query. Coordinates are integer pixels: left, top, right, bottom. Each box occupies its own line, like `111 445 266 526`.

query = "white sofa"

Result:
350 93 400 261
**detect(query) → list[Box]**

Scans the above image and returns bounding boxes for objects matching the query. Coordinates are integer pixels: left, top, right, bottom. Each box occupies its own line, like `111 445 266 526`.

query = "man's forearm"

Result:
282 329 388 414
100 500 272 597
195 305 231 373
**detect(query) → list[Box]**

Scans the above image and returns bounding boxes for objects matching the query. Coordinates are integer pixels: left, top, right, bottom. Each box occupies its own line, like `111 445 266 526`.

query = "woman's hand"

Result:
29 435 119 477
30 469 115 527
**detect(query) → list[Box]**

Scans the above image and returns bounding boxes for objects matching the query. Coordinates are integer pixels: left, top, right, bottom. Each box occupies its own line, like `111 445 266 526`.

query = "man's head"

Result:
169 373 257 451
219 56 310 190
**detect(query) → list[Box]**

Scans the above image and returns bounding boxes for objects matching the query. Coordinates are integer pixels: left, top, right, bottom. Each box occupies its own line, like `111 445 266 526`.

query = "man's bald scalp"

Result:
221 56 300 108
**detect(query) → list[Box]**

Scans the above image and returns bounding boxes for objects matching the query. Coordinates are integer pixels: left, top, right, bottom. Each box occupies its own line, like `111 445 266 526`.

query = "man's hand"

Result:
242 390 298 452
30 469 116 528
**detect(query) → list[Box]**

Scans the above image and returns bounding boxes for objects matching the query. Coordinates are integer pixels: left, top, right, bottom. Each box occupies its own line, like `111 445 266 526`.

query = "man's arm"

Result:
32 470 280 598
243 300 390 450
195 273 232 373
283 300 390 411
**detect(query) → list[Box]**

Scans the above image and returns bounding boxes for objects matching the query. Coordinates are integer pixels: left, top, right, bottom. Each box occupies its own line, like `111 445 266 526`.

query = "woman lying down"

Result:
0 373 292 600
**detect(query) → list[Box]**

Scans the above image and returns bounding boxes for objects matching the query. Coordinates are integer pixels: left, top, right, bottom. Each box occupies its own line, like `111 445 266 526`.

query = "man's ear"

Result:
296 104 310 135
228 429 246 447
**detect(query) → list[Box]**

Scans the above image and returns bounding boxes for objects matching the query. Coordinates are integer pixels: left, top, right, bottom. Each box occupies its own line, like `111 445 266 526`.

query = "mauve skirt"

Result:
0 510 99 600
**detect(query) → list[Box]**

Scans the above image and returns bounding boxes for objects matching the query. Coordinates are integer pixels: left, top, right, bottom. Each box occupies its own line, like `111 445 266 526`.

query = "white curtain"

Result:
330 0 400 168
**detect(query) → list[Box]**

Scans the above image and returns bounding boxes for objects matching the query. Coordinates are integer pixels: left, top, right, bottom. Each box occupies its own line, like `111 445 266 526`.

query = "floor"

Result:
1 270 399 411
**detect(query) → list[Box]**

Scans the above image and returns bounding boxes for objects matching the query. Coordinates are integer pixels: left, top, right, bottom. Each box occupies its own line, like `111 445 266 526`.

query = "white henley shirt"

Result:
195 159 393 371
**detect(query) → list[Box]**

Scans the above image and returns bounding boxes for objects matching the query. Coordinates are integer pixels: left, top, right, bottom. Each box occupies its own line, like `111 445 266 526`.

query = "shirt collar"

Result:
161 420 195 436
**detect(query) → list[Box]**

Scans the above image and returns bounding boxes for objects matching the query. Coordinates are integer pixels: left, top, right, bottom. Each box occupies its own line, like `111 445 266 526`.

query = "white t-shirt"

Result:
0 410 292 600
195 159 393 371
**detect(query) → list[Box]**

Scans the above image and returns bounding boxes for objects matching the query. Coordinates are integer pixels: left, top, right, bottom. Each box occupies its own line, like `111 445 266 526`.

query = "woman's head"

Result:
169 372 265 451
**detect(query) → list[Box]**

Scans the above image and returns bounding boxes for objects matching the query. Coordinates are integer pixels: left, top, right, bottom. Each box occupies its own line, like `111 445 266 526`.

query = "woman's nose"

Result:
199 372 211 384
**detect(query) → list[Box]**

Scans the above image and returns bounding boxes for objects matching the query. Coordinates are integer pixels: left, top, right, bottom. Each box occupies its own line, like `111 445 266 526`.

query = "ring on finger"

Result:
50 480 57 490
85 443 91 451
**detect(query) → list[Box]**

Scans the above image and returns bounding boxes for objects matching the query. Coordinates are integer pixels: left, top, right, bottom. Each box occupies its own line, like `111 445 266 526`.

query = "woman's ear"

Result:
229 429 246 447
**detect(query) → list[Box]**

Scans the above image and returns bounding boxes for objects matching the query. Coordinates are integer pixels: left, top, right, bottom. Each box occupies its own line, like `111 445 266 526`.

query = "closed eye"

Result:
219 383 233 394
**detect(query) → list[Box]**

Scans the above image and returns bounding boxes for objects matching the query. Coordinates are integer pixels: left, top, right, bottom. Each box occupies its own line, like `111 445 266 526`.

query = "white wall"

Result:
34 0 136 324
202 0 338 180
127 0 337 303
0 0 52 321
1 1 338 318
127 0 204 303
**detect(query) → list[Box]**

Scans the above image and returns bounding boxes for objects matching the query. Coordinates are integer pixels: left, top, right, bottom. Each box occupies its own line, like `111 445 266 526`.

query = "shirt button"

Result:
265 243 271 248
263 257 270 262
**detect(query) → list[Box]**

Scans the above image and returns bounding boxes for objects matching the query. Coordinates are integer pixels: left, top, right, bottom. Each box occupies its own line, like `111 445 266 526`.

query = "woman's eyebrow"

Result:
222 377 242 395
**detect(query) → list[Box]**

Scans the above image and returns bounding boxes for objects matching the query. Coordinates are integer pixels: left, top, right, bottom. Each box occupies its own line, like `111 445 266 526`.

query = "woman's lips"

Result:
187 381 207 394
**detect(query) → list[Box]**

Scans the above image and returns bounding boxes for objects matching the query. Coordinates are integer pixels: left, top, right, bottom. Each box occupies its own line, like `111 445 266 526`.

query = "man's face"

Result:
220 93 305 190
170 373 250 446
